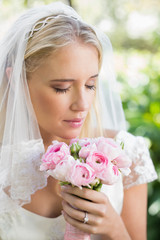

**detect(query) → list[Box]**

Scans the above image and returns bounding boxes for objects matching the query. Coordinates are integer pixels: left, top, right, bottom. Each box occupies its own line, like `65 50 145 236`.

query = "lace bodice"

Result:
0 131 157 240
115 130 157 189
0 139 47 213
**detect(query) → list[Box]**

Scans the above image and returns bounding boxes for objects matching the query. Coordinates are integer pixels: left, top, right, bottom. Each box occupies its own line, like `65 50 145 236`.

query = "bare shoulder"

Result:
103 129 119 139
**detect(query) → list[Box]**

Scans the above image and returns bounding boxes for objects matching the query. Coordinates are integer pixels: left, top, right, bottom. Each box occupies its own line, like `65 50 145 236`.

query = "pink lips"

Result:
64 118 84 128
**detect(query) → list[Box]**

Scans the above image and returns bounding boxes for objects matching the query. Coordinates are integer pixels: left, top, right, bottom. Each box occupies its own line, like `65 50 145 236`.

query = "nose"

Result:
70 89 90 112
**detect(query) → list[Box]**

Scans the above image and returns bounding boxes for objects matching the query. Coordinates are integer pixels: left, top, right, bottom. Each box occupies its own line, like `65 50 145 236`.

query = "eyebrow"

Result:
49 74 99 82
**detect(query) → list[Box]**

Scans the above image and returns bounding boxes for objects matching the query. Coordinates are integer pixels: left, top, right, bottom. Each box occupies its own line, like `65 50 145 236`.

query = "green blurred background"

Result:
0 0 160 239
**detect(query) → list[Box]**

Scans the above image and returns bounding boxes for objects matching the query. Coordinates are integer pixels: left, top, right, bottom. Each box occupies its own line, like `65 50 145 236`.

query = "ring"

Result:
83 211 89 224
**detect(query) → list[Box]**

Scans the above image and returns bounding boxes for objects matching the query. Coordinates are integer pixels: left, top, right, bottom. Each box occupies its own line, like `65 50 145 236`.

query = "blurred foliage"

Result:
0 0 160 239
116 49 160 239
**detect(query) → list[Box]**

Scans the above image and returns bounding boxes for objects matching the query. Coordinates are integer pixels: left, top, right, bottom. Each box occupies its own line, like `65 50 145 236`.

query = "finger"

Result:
62 200 101 225
62 210 98 235
61 191 106 216
61 185 107 204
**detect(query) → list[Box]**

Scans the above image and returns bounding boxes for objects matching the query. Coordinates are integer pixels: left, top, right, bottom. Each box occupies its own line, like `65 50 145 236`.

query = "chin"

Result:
58 129 81 141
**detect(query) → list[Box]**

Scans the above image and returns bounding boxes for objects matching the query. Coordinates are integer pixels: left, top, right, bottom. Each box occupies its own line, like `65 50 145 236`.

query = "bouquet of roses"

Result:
40 137 131 240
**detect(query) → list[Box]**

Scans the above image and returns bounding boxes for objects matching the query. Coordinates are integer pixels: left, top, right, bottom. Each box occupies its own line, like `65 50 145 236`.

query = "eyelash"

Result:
54 88 70 94
86 85 96 91
53 85 96 94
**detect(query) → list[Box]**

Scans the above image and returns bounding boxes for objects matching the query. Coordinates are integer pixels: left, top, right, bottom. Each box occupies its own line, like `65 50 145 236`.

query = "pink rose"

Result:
86 151 109 178
66 162 96 188
70 138 93 148
96 137 121 160
40 141 70 171
47 156 75 181
96 137 131 168
77 138 93 147
112 152 131 168
101 163 120 185
79 143 97 159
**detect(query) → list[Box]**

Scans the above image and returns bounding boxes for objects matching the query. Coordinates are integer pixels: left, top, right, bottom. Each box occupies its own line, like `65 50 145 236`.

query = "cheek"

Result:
87 91 96 107
29 87 56 118
38 92 54 110
30 88 70 120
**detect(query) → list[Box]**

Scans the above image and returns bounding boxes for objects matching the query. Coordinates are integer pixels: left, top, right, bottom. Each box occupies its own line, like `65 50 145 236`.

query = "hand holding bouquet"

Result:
40 136 131 239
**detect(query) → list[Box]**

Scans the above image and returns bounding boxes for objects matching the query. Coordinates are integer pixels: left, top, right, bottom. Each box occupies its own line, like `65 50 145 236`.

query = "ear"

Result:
6 67 12 79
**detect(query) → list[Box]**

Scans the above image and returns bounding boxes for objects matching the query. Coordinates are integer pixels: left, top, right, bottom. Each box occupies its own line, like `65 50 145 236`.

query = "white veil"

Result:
0 2 126 213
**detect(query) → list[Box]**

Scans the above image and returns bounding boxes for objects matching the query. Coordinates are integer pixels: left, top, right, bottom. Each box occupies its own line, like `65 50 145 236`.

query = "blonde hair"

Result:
25 15 104 138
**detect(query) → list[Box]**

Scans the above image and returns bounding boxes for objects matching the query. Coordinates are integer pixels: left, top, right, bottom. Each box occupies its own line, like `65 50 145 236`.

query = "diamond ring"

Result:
83 211 89 224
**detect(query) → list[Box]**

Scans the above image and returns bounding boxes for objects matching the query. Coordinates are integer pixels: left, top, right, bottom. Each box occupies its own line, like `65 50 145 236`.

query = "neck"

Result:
39 127 71 150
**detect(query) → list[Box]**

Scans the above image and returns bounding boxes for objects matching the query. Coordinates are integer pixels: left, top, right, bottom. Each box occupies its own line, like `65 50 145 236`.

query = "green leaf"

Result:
59 181 70 186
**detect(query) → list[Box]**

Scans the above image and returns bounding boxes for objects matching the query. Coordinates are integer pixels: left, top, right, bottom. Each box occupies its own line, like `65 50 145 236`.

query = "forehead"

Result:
32 42 99 80
51 42 99 64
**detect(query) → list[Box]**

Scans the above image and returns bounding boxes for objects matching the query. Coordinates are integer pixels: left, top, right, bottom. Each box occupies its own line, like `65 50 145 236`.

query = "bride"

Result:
0 2 157 240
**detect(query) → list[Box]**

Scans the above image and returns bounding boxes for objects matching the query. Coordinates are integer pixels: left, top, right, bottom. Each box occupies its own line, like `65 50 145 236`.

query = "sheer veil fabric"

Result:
0 2 126 213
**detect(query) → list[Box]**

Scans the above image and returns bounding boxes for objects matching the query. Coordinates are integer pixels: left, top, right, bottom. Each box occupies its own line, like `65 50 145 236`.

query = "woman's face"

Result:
28 42 99 144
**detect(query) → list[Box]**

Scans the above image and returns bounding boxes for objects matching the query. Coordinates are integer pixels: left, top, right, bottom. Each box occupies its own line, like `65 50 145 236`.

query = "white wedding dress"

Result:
0 131 157 240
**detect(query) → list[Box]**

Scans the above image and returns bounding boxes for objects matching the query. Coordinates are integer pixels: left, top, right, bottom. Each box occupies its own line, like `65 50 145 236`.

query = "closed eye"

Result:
52 84 96 93
86 85 96 91
53 87 71 94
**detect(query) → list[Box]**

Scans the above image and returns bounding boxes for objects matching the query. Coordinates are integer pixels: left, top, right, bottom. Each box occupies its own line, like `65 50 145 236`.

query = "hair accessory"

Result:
29 14 78 38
